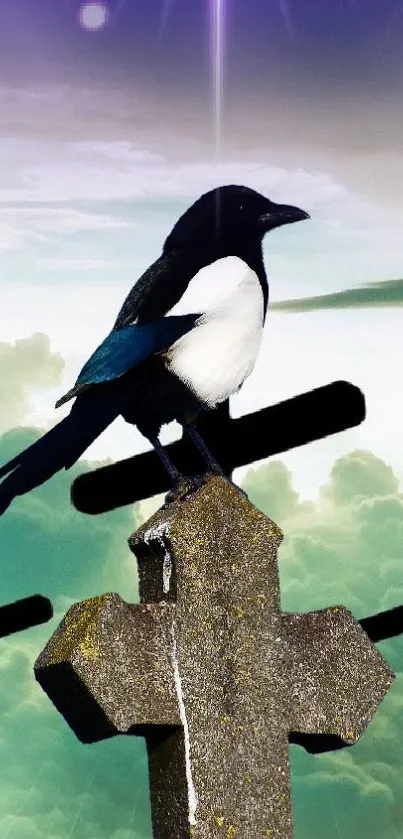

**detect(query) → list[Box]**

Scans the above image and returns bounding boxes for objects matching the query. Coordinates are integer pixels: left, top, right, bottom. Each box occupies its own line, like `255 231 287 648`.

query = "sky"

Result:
0 0 402 837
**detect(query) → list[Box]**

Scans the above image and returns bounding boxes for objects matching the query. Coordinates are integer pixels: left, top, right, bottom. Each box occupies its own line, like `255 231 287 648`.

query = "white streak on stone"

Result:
143 522 172 594
143 521 168 545
171 624 198 825
162 554 172 593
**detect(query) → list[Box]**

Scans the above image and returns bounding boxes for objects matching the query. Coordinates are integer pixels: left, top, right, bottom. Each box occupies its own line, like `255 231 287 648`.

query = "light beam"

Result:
210 0 226 234
210 0 225 164
277 0 294 39
159 0 174 41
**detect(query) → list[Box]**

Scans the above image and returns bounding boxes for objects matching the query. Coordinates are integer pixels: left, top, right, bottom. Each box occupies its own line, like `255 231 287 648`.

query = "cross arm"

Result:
34 593 181 743
281 608 394 752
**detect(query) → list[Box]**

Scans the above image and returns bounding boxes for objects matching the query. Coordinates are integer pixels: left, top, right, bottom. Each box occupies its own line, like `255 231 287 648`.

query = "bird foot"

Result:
164 472 213 506
198 463 249 500
233 482 248 499
164 472 248 506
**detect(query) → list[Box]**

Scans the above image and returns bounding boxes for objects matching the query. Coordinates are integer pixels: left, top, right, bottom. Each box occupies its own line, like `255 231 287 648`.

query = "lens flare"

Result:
78 2 110 31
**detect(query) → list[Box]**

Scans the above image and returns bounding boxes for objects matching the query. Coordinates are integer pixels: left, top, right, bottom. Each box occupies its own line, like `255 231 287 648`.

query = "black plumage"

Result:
0 185 309 513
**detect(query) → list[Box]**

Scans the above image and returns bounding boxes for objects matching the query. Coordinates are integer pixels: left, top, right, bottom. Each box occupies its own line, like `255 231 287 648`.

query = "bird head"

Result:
164 184 310 256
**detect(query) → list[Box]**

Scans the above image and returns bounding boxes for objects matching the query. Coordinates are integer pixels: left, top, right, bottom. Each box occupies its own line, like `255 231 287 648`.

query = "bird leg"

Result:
149 435 206 504
184 424 227 476
184 423 248 499
149 435 183 484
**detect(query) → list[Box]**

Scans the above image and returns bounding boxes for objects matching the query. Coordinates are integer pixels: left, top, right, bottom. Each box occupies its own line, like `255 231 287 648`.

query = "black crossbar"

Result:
71 380 365 514
0 594 53 639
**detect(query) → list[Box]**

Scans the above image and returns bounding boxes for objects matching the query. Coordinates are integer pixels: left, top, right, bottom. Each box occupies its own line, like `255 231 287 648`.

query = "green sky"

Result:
1 2 403 834
1 421 402 838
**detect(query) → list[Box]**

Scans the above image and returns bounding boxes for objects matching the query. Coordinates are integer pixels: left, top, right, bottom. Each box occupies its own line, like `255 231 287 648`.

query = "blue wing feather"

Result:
76 314 198 387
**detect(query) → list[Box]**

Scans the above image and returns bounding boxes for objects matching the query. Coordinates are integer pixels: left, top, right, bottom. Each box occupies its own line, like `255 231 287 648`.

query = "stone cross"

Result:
71 380 365 513
34 476 394 838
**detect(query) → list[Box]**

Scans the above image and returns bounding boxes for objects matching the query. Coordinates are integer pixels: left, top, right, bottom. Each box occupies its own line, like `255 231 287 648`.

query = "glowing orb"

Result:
78 2 109 31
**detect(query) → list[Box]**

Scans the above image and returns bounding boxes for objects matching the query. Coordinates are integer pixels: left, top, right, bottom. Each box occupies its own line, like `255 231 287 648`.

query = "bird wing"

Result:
113 253 199 327
55 313 199 408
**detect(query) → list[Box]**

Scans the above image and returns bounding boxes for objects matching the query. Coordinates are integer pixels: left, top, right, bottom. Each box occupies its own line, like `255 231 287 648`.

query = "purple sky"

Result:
0 0 402 95
0 0 401 209
0 1 401 176
0 0 401 469
0 7 403 839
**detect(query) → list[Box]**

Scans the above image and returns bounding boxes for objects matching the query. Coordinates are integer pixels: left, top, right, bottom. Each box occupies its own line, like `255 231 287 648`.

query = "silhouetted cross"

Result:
72 380 365 513
34 477 394 838
0 595 52 638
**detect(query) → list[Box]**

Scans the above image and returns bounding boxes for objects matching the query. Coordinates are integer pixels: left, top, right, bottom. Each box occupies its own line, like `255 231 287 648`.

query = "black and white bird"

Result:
0 185 309 513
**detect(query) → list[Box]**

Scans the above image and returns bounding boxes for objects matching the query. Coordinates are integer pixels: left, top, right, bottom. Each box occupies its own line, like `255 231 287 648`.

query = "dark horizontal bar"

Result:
359 604 403 643
71 380 365 514
0 594 53 638
229 380 364 468
289 732 346 755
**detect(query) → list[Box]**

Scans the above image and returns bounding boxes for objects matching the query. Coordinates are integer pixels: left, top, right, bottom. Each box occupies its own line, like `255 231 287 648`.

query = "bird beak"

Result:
258 204 310 230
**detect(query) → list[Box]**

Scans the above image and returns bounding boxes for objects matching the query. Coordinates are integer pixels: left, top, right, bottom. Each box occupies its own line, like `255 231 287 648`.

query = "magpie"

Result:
0 185 309 513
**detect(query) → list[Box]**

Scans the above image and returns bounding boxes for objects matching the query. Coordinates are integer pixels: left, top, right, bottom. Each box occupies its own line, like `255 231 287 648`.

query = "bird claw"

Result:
164 472 213 505
164 472 248 506
234 483 248 499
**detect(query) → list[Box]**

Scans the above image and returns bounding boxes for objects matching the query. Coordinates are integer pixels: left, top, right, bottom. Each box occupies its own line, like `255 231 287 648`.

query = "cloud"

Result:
1 441 403 837
243 451 403 838
0 80 402 215
0 206 131 252
0 135 347 206
37 257 113 271
242 460 313 523
0 84 158 145
0 84 402 298
320 449 400 505
0 334 64 431
0 425 152 838
271 278 403 312
0 110 356 258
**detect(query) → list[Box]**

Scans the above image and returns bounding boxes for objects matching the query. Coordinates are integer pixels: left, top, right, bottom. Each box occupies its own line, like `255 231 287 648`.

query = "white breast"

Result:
166 256 264 407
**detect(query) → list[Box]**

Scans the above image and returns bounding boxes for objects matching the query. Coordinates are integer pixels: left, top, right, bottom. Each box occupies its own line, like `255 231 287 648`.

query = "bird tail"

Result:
0 390 120 515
